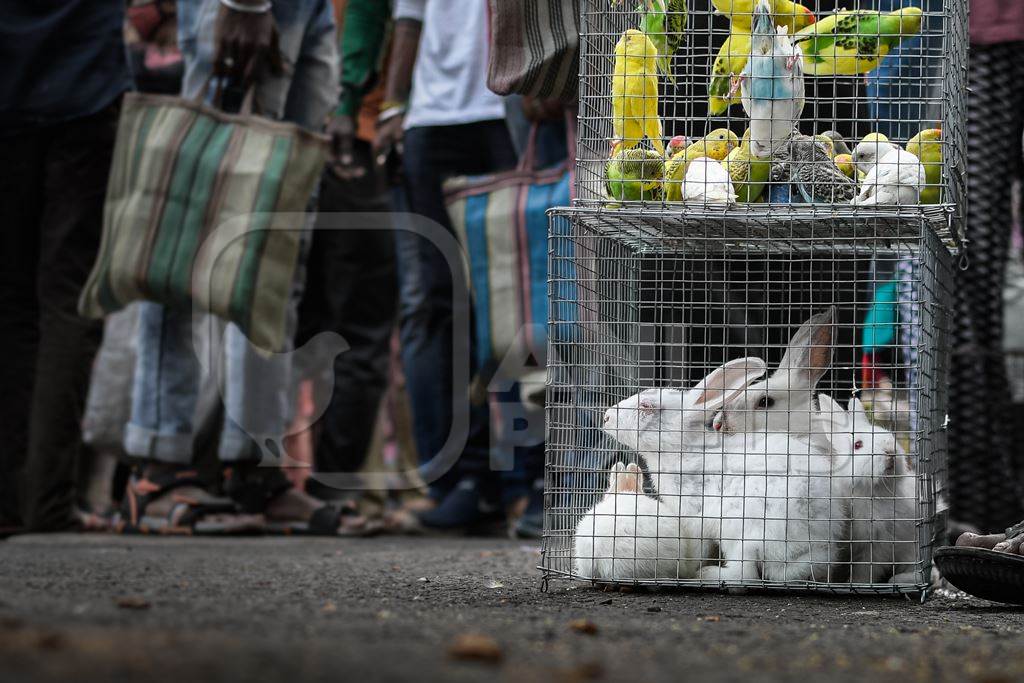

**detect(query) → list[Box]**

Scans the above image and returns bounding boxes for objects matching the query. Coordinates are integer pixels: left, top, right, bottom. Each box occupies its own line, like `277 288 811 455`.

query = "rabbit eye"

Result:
756 396 774 409
854 439 864 450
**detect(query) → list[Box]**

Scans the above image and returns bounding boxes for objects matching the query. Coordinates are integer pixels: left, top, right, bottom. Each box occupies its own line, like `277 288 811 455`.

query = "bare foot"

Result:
956 524 1024 555
265 488 368 534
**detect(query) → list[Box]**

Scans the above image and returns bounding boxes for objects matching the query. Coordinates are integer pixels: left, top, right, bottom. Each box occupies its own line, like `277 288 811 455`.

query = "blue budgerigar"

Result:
736 0 805 159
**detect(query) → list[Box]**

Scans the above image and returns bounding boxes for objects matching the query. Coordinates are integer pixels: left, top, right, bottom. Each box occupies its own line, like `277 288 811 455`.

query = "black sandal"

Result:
934 519 1024 605
118 468 263 536
223 466 374 537
934 546 1024 605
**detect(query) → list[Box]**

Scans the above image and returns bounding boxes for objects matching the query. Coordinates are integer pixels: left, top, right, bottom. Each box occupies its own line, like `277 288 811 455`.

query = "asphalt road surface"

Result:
2 534 1023 683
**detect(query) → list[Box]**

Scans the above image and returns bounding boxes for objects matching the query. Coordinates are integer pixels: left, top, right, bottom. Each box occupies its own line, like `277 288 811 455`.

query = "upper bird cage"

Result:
578 0 967 242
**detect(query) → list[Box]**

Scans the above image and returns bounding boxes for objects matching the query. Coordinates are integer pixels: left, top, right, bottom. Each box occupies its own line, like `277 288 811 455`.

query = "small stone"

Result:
447 633 503 663
569 619 599 635
115 596 150 610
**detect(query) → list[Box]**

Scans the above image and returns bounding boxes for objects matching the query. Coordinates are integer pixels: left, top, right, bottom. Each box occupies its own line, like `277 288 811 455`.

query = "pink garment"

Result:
970 0 1024 45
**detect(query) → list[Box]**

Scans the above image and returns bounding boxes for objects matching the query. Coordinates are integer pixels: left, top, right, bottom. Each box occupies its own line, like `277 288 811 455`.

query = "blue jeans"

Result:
398 121 518 497
125 0 338 465
865 0 943 141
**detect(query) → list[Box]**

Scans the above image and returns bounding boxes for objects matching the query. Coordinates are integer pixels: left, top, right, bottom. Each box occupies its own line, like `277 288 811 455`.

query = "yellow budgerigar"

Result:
711 0 815 34
906 128 942 204
613 29 665 156
724 129 771 202
833 153 858 180
664 128 740 201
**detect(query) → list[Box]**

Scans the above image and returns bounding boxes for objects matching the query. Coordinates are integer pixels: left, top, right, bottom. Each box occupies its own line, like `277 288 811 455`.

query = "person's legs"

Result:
20 106 116 530
214 0 338 464
948 42 1024 532
0 129 46 529
398 120 517 526
124 303 201 464
298 142 397 494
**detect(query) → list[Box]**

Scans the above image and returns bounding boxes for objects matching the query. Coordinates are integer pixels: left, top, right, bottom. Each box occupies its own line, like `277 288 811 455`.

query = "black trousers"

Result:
296 140 397 490
947 42 1024 532
398 120 518 497
0 104 117 530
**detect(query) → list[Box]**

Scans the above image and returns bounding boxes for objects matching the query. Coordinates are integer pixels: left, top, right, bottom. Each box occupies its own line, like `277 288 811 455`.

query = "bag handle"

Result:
517 123 540 173
194 75 262 116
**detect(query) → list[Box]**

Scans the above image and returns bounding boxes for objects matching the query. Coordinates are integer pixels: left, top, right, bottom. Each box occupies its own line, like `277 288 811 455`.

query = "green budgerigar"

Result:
793 7 923 77
638 0 688 83
723 130 770 202
605 143 666 201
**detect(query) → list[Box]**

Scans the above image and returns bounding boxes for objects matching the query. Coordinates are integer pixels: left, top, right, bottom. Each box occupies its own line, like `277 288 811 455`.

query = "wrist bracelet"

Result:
220 0 272 14
377 104 407 124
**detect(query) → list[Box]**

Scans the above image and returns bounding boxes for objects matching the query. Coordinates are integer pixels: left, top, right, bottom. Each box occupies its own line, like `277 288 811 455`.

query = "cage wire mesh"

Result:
542 209 953 593
578 0 966 238
540 0 966 595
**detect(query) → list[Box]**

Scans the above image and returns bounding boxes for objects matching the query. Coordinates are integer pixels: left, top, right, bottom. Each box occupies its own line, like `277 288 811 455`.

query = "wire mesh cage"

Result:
541 207 953 594
579 0 967 235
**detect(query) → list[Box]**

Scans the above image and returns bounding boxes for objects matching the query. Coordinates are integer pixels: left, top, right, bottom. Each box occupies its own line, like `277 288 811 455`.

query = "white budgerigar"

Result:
682 156 738 205
850 140 926 206
736 0 805 159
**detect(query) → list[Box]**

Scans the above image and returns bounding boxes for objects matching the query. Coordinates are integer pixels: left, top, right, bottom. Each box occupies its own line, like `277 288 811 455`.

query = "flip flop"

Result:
118 469 264 536
264 501 381 537
933 546 1024 605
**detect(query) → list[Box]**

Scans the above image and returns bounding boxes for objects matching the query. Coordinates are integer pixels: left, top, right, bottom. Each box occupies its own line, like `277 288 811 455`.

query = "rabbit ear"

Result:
692 357 767 409
776 308 835 391
847 397 869 419
815 394 849 432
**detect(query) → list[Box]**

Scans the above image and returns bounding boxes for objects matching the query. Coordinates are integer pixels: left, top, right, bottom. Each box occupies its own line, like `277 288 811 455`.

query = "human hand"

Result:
373 112 405 166
213 1 285 86
326 114 366 180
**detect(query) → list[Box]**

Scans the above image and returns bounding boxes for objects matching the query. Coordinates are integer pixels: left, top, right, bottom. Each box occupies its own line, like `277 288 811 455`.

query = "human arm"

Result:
374 0 424 159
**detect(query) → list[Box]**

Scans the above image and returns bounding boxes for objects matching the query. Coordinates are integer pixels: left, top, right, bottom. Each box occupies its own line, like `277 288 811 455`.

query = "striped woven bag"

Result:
444 122 578 380
486 0 580 102
79 89 328 352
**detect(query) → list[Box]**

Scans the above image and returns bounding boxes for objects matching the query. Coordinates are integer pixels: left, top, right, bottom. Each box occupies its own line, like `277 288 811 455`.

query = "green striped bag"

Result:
79 90 328 352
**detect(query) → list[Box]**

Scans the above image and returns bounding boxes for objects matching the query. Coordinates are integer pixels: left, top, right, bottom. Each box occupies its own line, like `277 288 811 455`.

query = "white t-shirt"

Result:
393 0 506 129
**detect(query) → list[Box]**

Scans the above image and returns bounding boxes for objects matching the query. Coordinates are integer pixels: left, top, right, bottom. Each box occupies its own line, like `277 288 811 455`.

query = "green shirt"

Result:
334 0 391 117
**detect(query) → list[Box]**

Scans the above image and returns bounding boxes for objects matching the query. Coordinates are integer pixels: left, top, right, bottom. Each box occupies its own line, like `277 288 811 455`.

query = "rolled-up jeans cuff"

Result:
123 423 194 465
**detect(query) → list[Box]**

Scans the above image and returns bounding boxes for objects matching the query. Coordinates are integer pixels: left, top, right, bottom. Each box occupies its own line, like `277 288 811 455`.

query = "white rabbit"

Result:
601 357 768 495
696 425 851 584
713 309 835 438
573 463 701 581
815 394 920 584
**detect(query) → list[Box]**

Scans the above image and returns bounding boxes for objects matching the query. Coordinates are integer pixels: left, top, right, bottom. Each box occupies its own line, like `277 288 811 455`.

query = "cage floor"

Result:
538 566 930 598
554 204 958 255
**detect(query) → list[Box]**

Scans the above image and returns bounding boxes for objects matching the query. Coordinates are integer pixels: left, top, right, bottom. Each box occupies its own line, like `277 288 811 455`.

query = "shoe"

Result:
417 478 502 533
513 478 544 539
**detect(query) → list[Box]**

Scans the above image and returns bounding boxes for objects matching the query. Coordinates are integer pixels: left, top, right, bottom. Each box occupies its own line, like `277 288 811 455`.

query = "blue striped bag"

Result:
444 126 577 379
